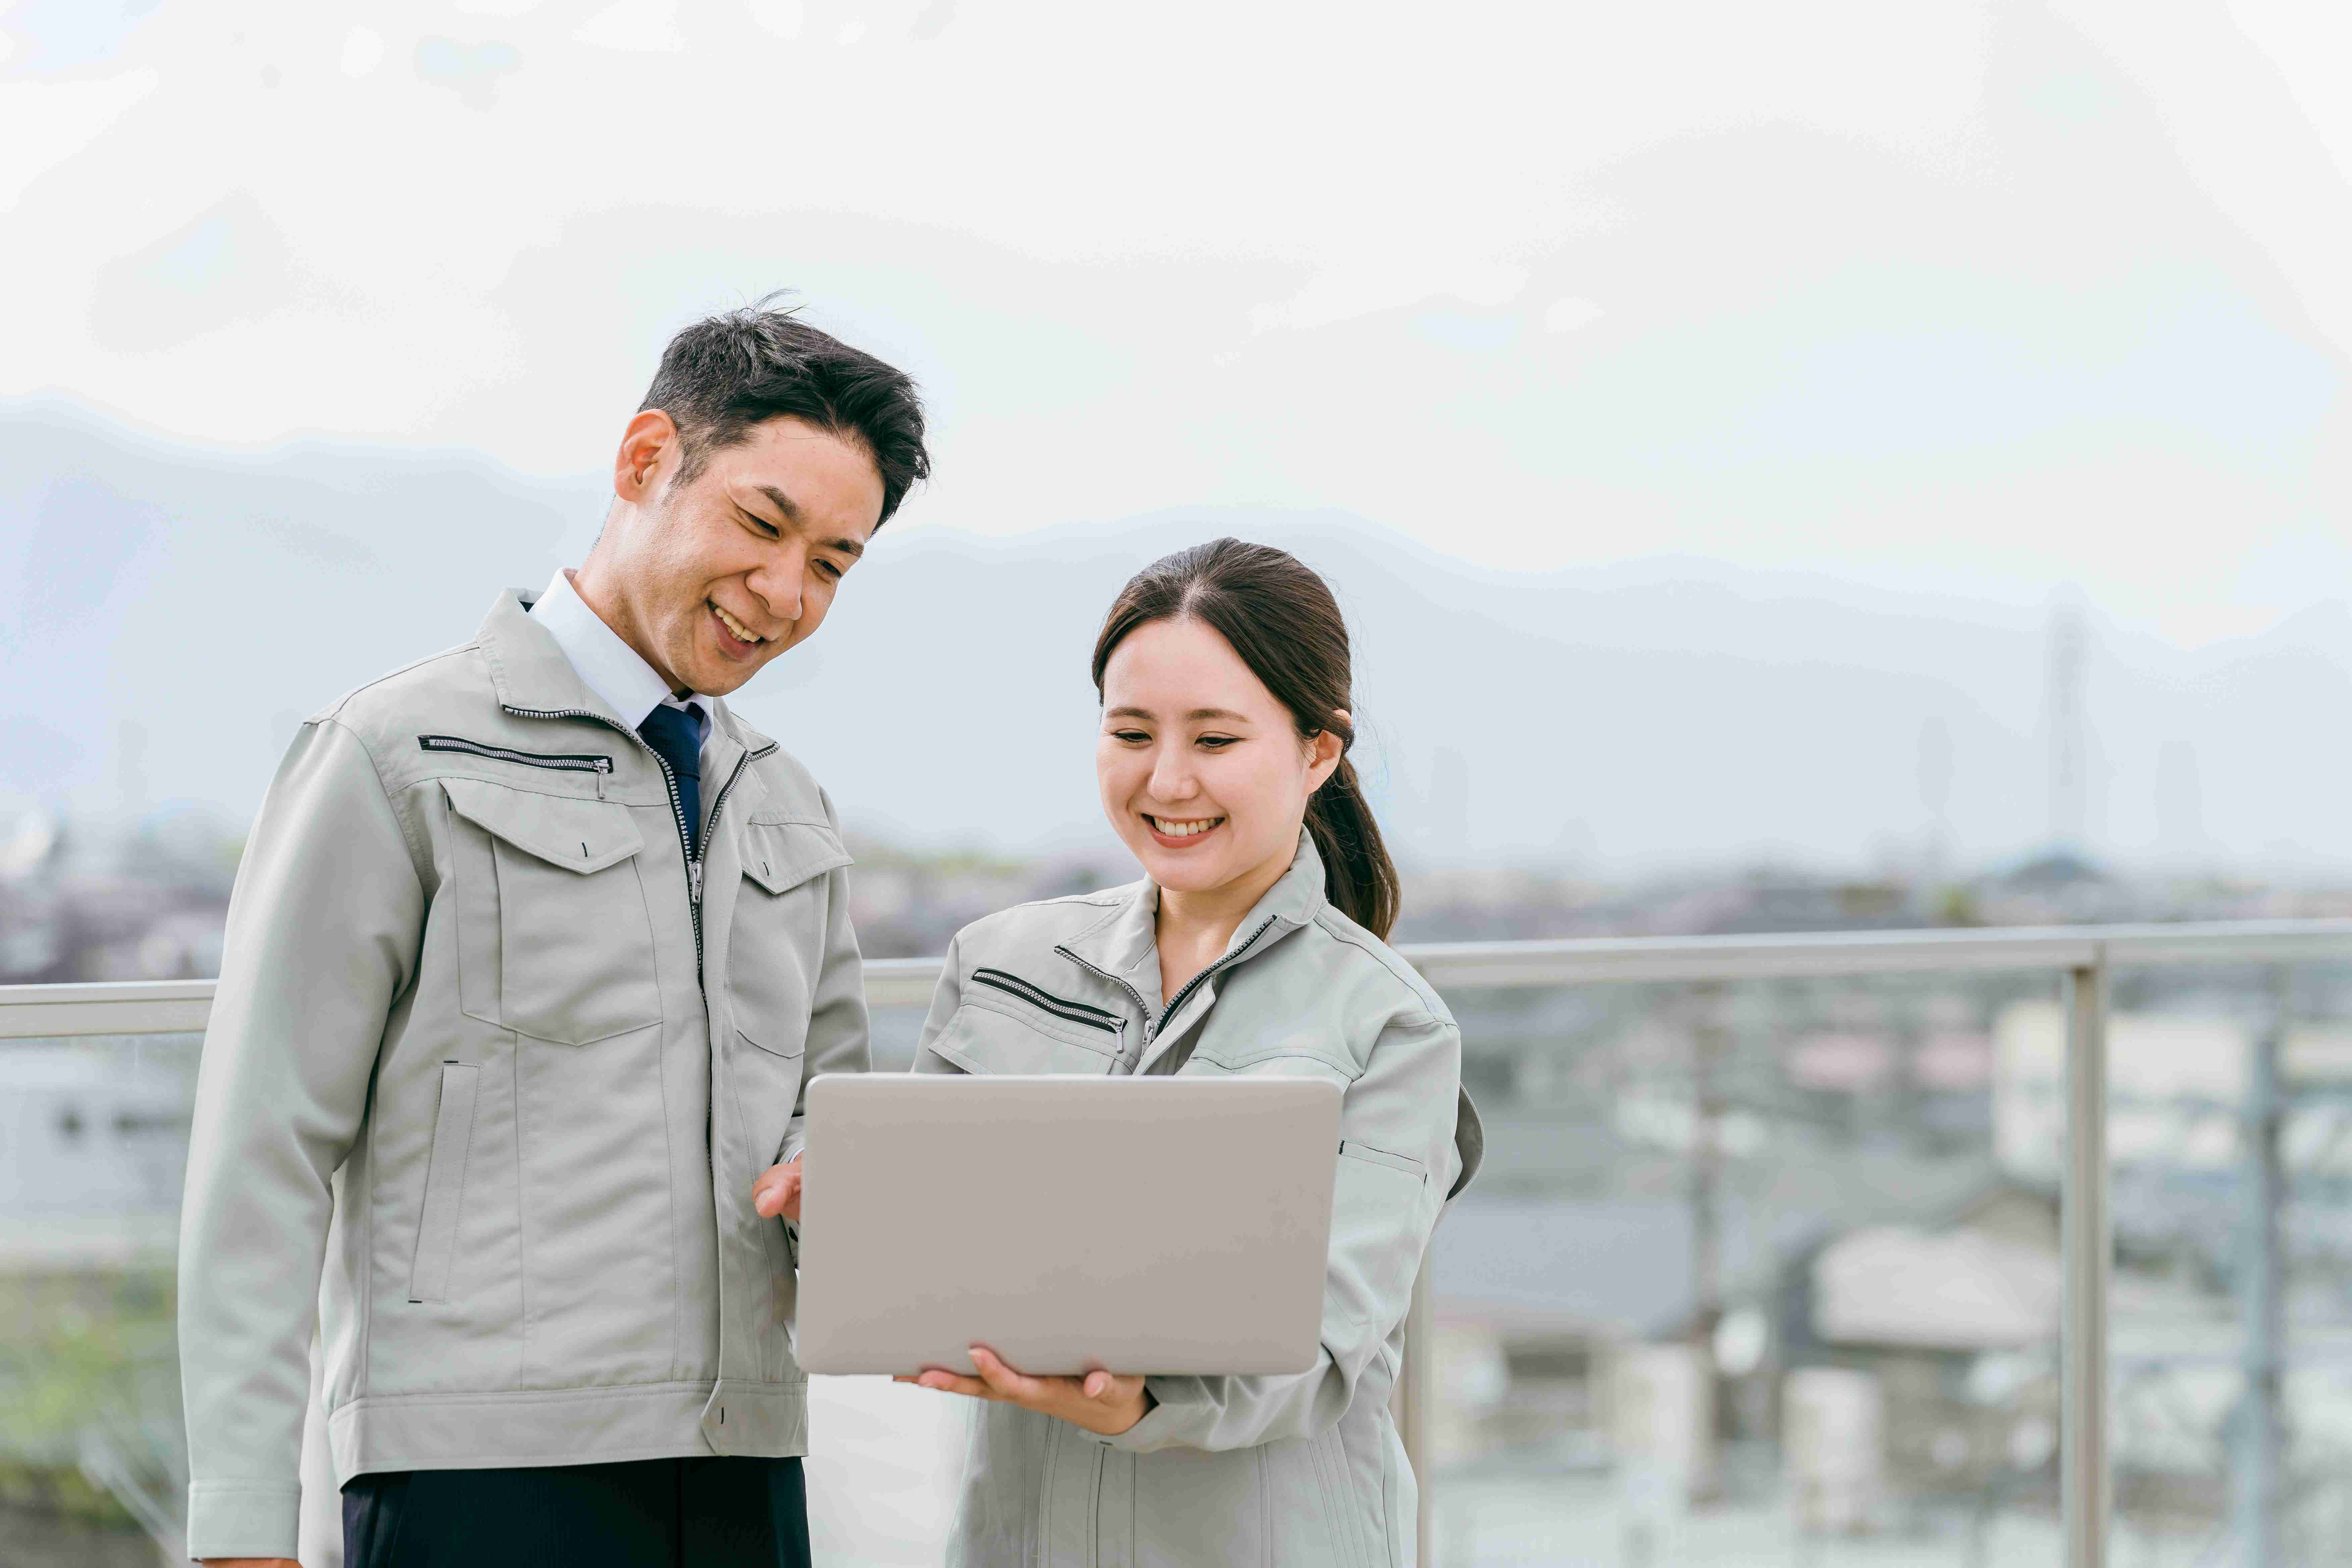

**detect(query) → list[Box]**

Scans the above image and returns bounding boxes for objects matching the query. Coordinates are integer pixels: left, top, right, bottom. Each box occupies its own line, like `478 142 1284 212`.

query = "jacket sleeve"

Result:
178 719 426 1559
1105 1013 1463 1454
778 792 869 1167
909 932 967 1074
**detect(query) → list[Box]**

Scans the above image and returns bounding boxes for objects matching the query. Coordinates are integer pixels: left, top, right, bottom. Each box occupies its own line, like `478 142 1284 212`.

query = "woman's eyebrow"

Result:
1105 706 1250 722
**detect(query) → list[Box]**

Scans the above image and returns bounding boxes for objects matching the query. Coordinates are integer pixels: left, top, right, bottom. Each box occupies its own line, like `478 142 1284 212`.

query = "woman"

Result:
899 537 1483 1567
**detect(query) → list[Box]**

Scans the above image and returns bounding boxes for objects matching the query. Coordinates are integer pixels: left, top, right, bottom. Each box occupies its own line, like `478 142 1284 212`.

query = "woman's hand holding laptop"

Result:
896 1349 1151 1436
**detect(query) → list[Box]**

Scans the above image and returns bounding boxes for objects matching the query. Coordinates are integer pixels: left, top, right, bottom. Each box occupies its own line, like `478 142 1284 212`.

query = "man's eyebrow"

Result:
749 484 865 559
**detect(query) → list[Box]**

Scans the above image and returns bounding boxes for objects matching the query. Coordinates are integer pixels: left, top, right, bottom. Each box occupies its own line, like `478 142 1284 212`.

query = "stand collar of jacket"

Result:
1062 830 1331 1009
474 589 778 758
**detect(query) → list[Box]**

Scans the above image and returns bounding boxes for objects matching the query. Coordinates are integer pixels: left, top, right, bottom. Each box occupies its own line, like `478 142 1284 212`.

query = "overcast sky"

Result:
5 0 2352 651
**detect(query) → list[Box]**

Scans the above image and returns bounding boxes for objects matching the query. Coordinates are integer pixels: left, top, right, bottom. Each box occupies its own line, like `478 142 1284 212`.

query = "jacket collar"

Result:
1230 829 1331 944
478 588 780 763
479 589 628 726
700 700 777 819
1062 830 1330 1020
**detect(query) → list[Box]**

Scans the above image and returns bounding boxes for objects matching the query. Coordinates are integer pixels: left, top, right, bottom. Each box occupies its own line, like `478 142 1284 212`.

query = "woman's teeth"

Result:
1148 816 1224 837
713 603 765 643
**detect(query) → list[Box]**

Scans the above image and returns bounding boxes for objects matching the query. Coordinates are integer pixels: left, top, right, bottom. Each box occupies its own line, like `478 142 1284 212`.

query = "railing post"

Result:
2062 955 2111 1568
1401 1257 1434 1565
2234 967 2288 1567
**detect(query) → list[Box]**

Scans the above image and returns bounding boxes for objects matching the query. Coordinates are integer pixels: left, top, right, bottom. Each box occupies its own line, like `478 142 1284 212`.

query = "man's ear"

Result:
614 410 680 503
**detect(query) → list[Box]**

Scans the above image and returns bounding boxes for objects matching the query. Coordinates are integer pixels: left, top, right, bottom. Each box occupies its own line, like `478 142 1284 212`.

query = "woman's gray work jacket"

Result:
914 832 1484 1568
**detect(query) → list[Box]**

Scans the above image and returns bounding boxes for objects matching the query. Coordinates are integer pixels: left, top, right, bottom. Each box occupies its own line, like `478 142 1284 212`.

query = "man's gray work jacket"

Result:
914 833 1483 1568
177 590 867 1560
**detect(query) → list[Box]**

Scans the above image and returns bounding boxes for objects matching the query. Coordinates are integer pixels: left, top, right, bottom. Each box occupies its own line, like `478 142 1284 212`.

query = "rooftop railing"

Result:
17 916 2352 1567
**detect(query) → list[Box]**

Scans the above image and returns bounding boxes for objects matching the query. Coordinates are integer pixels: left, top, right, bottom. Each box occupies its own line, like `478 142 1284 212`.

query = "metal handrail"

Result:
18 918 2352 1568
22 918 2352 1032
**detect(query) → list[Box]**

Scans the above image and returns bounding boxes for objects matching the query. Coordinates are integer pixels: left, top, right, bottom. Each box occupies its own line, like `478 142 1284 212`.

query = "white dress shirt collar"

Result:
530 570 708 741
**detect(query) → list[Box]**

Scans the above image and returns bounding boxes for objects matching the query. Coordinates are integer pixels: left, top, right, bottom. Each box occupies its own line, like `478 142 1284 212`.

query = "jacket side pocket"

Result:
1338 1140 1427 1183
408 1062 481 1304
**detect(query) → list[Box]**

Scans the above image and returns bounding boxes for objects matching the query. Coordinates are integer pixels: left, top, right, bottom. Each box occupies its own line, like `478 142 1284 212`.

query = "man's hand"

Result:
896 1345 1150 1437
750 1155 802 1223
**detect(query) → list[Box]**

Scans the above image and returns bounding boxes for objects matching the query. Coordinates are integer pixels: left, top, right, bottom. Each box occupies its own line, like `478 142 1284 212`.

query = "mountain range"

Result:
6 397 2351 876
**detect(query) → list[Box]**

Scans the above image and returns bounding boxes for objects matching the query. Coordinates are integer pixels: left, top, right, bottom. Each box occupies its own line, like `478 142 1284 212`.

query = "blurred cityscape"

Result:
12 793 2352 1564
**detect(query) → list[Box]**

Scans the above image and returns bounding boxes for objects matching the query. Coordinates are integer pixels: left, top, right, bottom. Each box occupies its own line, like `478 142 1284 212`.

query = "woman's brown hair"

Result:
1091 538 1401 939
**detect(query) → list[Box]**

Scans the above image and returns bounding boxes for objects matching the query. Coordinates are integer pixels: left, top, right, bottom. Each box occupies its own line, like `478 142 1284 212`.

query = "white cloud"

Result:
5 1 2352 652
1251 260 1531 334
1544 297 1604 333
0 70 157 213
574 0 685 53
339 26 385 78
746 0 804 41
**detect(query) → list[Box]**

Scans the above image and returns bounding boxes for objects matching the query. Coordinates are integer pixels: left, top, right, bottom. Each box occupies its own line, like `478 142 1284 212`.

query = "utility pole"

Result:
1917 715 1954 905
2045 600 2087 852
2233 969 2287 1566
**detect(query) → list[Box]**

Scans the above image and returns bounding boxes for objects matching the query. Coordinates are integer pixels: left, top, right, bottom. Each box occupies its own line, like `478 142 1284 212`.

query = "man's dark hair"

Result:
639 293 930 524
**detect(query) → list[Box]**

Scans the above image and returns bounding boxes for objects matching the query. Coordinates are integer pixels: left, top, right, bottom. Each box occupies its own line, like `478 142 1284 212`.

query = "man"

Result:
178 300 928 1567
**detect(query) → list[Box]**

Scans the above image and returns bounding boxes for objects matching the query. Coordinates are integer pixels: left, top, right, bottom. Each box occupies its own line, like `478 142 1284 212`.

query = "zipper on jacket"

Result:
970 968 1122 1035
499 715 780 1197
694 749 760 924
1054 914 1282 1046
418 734 615 777
690 741 773 916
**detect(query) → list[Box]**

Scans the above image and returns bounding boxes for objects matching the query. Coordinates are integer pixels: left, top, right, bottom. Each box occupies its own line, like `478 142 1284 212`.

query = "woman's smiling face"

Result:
1096 616 1341 898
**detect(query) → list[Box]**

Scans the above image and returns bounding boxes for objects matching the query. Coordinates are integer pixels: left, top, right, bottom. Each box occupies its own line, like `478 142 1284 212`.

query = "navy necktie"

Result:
638 703 703 861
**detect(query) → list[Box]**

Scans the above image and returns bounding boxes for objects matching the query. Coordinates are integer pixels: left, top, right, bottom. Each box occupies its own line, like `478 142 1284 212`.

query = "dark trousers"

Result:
342 1456 811 1568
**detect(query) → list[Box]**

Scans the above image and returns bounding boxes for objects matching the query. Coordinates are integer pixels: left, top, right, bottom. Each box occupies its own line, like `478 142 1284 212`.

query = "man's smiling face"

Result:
580 410 886 699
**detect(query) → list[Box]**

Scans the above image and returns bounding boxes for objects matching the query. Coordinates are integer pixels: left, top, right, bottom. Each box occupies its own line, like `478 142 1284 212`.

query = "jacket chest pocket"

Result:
441 777 662 1046
928 969 1126 1076
727 820 852 1054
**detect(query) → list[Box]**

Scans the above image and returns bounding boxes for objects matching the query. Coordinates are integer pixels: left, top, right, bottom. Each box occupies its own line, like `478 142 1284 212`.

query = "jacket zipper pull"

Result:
689 858 704 905
595 758 609 800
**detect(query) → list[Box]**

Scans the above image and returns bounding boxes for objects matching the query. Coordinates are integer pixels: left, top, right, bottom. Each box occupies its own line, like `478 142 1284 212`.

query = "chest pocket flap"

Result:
740 819 852 894
439 776 658 1047
443 776 643 873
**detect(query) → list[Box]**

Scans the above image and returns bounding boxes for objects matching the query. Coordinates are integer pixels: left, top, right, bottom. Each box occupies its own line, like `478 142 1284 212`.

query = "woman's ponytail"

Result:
1304 752 1399 939
1092 537 1404 939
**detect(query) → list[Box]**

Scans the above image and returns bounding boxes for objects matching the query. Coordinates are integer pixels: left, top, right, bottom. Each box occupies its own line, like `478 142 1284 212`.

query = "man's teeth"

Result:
714 604 765 643
1150 816 1224 837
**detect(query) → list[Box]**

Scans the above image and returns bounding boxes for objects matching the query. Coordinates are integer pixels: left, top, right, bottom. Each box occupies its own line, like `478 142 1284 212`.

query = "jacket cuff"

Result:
1102 1377 1207 1453
186 1482 302 1561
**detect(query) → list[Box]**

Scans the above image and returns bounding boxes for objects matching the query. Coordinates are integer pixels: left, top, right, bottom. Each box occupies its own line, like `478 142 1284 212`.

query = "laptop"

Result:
793 1074 1343 1377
